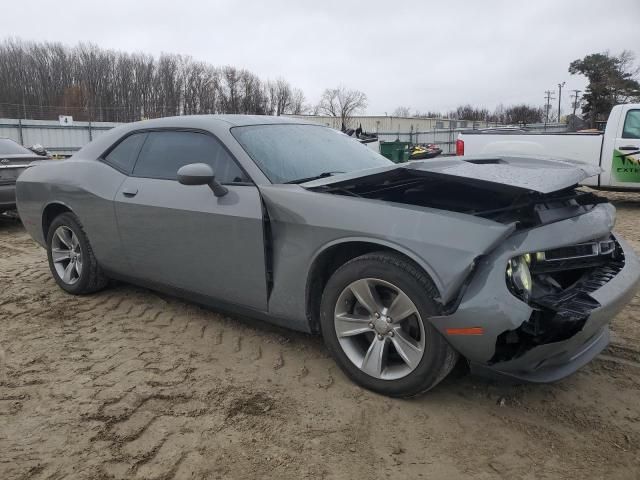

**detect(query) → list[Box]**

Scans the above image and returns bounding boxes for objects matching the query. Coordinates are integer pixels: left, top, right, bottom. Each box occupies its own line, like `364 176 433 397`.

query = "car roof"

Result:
0 137 35 155
127 114 317 129
211 115 317 127
73 114 322 161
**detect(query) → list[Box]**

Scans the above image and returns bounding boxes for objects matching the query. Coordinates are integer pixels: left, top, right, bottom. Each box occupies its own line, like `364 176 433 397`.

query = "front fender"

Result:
259 184 515 332
307 235 447 302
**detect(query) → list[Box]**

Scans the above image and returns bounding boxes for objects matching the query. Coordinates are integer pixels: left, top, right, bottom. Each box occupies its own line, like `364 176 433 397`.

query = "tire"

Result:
320 251 458 397
46 212 108 295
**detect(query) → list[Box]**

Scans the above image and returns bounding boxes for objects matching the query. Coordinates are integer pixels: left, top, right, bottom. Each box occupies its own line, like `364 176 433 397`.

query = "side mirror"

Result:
177 163 228 197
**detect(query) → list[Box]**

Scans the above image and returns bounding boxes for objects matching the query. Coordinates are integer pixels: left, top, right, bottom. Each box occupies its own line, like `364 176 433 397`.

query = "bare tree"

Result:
0 38 306 121
239 70 268 114
267 78 292 116
219 66 241 114
413 110 444 119
288 88 307 115
317 86 367 127
489 104 506 124
266 80 307 115
503 104 544 125
392 106 411 117
449 104 490 121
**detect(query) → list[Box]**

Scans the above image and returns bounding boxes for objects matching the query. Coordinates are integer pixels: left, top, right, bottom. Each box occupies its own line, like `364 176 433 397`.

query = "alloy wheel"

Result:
334 278 426 380
51 226 83 285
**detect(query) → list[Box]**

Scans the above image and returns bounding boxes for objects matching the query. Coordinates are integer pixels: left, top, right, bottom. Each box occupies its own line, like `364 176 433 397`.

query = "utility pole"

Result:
557 81 566 124
544 90 556 130
570 89 581 118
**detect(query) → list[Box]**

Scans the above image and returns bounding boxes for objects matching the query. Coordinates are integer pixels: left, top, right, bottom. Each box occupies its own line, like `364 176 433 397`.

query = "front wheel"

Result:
46 212 108 294
320 252 458 397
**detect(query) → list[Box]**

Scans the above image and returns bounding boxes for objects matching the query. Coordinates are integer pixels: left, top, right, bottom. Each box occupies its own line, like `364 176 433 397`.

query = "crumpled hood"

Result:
304 155 601 194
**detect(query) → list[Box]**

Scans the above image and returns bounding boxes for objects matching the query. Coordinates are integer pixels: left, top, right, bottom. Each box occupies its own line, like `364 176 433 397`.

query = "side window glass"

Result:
622 110 640 139
104 133 147 173
133 131 248 183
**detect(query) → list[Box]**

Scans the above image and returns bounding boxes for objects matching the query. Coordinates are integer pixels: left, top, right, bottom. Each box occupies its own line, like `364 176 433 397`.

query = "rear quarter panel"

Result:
16 159 129 273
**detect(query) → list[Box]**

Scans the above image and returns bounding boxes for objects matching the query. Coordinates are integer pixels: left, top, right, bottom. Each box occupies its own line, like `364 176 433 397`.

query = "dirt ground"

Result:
1 191 640 480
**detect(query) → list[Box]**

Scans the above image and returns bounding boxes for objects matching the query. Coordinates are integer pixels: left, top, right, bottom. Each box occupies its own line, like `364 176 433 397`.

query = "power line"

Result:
570 89 581 118
544 90 556 128
557 82 565 122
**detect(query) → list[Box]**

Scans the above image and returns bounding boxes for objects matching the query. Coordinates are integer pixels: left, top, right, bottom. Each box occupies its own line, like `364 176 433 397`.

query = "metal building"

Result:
0 118 119 156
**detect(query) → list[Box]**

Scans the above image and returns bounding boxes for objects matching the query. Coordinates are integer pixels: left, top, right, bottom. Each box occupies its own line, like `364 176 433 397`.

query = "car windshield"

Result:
231 124 391 184
0 138 33 155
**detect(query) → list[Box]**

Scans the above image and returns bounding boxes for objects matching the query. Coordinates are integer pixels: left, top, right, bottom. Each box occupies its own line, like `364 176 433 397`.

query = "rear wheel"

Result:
46 212 108 294
320 252 458 397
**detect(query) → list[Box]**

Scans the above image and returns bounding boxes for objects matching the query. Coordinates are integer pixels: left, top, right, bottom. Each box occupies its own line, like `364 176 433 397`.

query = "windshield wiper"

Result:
285 171 345 184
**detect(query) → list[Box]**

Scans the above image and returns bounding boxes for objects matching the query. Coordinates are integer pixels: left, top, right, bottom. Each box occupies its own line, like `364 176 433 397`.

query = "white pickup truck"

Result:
457 104 640 190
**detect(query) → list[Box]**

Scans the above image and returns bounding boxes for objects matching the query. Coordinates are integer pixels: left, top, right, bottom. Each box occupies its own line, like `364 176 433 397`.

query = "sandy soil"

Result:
1 191 640 480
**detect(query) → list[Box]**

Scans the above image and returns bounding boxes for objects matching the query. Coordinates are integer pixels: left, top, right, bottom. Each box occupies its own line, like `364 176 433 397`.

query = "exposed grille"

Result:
532 240 625 319
543 243 598 261
531 237 620 274
491 239 624 364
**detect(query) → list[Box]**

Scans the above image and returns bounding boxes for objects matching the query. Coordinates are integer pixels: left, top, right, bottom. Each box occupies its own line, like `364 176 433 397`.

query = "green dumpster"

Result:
379 141 410 163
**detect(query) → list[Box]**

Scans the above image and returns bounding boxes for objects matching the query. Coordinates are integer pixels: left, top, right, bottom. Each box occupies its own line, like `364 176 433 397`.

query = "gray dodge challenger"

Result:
16 115 640 397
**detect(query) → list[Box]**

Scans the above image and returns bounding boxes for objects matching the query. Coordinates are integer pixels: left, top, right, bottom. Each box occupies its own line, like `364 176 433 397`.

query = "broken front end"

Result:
433 201 640 382
306 157 640 381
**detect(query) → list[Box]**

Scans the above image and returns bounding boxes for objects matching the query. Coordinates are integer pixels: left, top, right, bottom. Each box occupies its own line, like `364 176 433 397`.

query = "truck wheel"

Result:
46 212 108 294
320 251 458 397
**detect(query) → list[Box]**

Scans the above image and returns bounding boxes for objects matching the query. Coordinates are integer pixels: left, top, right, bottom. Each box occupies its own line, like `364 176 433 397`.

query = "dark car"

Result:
0 137 47 213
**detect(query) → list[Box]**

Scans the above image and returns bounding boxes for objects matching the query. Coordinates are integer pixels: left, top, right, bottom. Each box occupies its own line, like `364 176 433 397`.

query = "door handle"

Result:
619 145 639 151
122 186 138 197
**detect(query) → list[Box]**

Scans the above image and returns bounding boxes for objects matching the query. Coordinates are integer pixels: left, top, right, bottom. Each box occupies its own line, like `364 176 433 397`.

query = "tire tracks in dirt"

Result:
1 207 640 479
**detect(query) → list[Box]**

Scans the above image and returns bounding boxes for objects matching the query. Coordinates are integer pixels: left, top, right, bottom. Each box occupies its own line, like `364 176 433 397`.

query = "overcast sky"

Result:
3 0 639 115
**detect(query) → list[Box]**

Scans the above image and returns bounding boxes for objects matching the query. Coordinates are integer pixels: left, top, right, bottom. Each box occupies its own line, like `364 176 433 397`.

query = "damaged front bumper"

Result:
431 203 640 383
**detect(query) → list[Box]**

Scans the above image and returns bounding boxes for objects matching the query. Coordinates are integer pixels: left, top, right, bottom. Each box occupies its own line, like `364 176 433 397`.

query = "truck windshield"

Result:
231 124 391 184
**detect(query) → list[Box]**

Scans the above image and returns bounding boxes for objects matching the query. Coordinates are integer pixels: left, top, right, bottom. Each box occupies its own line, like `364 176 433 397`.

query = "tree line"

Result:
0 39 308 122
2 38 637 128
393 104 545 125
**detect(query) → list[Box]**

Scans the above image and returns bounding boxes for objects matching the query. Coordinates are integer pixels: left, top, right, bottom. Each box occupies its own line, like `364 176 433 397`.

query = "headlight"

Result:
506 255 532 300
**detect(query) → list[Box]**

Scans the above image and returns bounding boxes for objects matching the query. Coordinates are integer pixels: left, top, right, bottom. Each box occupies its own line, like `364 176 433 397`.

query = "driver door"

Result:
114 130 268 311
